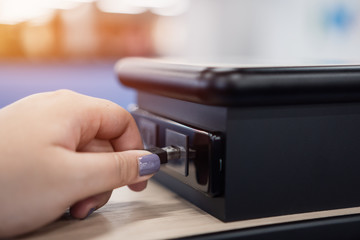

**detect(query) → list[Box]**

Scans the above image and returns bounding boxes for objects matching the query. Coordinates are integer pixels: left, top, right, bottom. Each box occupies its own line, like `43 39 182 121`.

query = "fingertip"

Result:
82 208 96 220
70 191 112 219
128 181 148 192
70 202 95 219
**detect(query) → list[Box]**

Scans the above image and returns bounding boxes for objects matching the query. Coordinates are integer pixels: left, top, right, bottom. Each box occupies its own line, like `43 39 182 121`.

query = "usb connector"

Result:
146 146 182 164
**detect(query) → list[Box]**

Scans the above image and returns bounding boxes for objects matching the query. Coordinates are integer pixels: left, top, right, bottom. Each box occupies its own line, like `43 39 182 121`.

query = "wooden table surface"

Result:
16 181 360 240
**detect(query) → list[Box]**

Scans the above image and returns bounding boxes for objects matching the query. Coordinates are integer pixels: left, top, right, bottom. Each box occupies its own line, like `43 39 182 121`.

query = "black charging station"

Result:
116 58 360 223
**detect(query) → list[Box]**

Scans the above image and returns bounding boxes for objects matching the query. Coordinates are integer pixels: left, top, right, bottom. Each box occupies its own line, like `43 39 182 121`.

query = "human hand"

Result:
0 90 159 238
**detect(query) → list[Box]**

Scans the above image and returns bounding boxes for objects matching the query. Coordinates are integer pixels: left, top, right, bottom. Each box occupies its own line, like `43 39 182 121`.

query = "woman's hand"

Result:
0 90 159 238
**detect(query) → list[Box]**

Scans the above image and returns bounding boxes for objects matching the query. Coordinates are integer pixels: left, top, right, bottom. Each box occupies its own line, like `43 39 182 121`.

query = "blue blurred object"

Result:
0 61 135 109
324 3 355 32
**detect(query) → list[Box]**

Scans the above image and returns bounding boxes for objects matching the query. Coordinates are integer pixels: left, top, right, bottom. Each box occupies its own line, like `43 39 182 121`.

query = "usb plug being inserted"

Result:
146 146 182 164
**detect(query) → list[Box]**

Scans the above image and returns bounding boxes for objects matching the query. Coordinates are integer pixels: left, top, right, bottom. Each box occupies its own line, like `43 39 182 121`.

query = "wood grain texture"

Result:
16 180 360 240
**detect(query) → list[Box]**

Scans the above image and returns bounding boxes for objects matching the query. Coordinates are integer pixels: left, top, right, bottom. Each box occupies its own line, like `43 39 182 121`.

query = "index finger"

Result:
78 94 142 151
50 90 143 152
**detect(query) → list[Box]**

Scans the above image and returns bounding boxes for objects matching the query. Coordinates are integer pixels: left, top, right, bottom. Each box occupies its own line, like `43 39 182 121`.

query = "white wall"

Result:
154 0 360 61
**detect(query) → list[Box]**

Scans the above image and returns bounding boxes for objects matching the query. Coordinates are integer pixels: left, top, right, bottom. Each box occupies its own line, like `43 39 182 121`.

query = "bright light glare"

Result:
0 0 189 25
130 0 183 9
97 0 146 15
44 0 95 10
0 0 96 25
0 0 45 24
150 0 189 16
97 0 189 16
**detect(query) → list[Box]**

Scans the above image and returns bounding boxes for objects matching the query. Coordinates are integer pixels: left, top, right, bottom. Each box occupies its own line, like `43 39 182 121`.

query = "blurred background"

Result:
1 0 360 107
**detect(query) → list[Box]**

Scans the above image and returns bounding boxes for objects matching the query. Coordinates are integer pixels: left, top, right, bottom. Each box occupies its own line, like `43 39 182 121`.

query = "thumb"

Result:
69 150 160 200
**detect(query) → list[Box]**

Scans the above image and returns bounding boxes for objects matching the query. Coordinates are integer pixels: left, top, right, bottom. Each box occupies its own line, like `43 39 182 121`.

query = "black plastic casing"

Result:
116 57 360 223
116 57 360 107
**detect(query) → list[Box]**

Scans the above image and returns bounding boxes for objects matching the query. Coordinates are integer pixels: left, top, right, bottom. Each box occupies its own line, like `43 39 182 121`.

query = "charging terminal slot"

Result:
165 129 189 176
132 108 224 197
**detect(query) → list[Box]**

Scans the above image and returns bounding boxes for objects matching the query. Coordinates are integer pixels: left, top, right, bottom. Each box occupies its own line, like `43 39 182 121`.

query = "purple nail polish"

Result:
82 208 95 220
138 154 160 176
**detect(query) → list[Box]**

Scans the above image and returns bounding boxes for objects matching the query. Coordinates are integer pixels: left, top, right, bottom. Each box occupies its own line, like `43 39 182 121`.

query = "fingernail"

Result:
83 208 95 220
138 154 160 176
